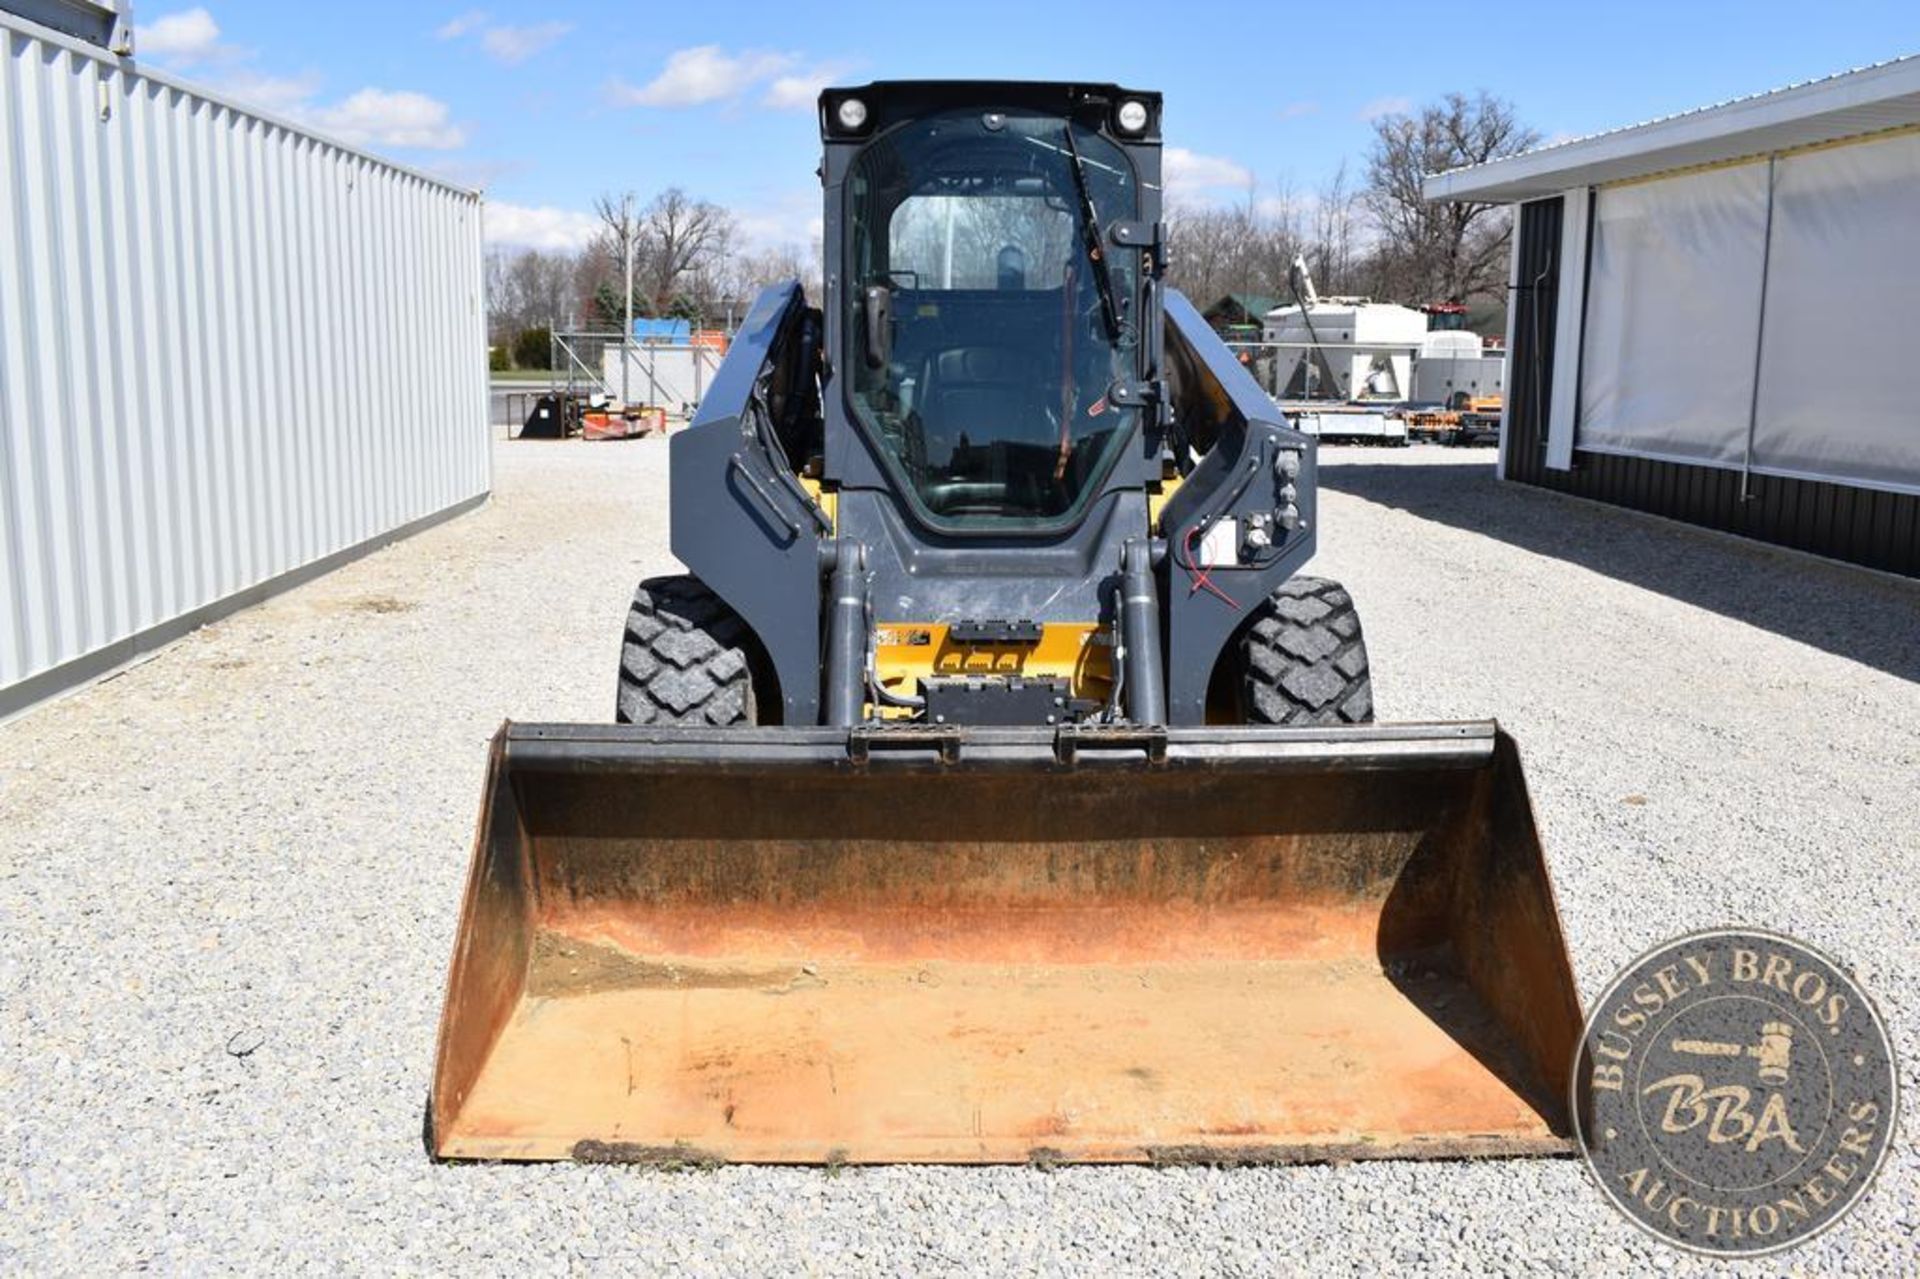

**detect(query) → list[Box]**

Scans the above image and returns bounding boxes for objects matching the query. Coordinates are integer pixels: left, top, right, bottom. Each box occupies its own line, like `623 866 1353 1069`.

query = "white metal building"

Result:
1425 57 1920 576
1 3 489 716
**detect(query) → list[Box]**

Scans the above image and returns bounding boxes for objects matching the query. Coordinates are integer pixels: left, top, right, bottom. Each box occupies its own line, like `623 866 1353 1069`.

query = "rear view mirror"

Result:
863 284 893 369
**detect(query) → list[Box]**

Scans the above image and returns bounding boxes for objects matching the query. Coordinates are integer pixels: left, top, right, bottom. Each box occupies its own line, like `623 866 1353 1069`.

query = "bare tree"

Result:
637 188 735 317
717 244 812 315
484 247 516 343
1165 194 1306 311
1165 201 1255 306
1363 91 1538 304
1309 162 1360 296
488 187 818 341
1245 177 1305 300
570 235 621 328
583 188 749 326
586 192 645 327
486 246 581 342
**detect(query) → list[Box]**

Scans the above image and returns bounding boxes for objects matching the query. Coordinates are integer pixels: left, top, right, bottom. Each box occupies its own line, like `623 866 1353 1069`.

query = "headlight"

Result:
1116 99 1149 133
836 98 869 131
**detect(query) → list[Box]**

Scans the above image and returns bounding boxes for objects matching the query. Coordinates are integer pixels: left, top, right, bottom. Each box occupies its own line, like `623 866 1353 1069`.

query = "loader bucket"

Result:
431 722 1584 1164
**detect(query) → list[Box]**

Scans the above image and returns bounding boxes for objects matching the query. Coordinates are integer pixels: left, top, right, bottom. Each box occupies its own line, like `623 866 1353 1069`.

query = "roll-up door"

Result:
1751 131 1920 495
1576 164 1769 466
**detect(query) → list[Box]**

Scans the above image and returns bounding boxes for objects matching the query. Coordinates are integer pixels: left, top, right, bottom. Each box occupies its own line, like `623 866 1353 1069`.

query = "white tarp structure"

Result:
1752 132 1920 493
1577 129 1920 495
1576 165 1770 467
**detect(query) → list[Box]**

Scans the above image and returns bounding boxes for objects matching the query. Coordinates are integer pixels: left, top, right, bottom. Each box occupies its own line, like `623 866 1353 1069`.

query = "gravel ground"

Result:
2 439 1915 1274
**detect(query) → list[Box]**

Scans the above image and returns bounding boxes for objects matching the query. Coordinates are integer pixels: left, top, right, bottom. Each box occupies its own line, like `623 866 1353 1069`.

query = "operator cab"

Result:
839 101 1147 531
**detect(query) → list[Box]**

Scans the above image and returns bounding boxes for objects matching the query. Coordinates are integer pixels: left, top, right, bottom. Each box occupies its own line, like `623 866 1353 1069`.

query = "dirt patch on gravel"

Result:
339 595 417 615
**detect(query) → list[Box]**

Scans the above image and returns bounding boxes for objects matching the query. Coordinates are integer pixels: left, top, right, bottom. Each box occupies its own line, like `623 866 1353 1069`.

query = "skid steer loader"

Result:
432 82 1584 1164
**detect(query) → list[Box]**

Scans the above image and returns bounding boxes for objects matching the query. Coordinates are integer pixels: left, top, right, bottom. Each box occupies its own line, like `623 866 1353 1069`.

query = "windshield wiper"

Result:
1061 124 1122 340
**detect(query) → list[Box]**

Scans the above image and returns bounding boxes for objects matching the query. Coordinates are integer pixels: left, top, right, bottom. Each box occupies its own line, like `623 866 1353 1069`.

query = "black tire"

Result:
1239 577 1374 725
615 576 758 725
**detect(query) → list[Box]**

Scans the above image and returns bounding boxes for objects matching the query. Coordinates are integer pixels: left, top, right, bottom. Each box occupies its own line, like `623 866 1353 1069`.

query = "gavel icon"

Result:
1671 1021 1794 1084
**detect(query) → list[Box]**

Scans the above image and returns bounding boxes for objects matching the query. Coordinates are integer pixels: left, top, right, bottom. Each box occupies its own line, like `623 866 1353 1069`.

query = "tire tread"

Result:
1240 577 1374 726
615 576 756 725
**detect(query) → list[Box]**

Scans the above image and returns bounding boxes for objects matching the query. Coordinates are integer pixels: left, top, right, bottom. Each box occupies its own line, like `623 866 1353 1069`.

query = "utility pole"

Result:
621 192 634 408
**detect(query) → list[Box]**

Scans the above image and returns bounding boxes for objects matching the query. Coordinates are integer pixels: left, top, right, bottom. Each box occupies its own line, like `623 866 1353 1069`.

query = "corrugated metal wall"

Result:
1502 196 1562 479
1503 193 1920 578
0 14 489 712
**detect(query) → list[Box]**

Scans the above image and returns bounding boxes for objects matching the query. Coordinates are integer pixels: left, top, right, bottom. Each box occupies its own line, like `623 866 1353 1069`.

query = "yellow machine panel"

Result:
872 622 1112 715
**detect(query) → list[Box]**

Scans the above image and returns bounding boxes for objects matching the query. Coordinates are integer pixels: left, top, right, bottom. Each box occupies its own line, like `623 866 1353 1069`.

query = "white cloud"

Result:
1163 147 1253 196
199 73 464 153
422 157 523 191
480 21 572 64
1254 192 1311 221
437 13 569 64
130 10 463 154
731 189 824 254
435 9 489 39
762 62 851 111
762 76 818 110
611 45 797 107
306 89 466 149
1358 95 1412 122
485 202 601 251
208 69 325 114
135 7 223 62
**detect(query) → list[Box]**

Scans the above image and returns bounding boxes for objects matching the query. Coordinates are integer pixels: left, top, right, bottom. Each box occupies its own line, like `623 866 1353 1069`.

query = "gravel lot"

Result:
2 440 1914 1274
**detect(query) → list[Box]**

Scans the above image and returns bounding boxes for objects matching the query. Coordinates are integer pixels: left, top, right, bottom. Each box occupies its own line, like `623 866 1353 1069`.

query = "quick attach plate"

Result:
947 619 1044 645
924 677 1072 726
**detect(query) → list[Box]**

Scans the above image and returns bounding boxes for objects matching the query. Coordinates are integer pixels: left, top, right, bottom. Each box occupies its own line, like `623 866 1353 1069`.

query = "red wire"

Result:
1181 525 1239 610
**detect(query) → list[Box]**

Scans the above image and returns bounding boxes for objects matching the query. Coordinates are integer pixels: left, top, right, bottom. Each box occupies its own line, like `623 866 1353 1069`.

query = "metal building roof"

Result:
1424 54 1920 203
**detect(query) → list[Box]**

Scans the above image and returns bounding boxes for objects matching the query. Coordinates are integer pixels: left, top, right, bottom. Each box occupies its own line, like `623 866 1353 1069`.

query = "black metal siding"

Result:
1503 197 1562 479
1502 197 1920 578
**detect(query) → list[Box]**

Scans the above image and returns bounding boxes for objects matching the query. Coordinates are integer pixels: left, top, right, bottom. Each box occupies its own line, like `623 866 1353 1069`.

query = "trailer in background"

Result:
1284 406 1411 446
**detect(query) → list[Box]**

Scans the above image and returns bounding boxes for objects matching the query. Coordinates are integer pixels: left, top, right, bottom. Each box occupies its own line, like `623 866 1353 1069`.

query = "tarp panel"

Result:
1577 164 1769 466
1752 132 1920 494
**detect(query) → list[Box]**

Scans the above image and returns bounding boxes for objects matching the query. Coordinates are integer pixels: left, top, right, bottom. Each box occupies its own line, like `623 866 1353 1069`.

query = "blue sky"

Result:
134 2 1920 255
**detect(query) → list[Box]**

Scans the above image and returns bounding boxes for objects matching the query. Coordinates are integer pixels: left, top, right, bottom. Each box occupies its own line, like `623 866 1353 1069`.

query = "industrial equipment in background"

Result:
1404 394 1504 447
509 323 726 442
1412 304 1505 406
516 393 581 439
431 81 1583 1166
514 391 670 441
580 398 668 441
1253 260 1504 445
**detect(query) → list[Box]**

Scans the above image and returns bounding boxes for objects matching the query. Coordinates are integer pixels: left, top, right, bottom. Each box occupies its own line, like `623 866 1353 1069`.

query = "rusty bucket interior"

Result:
431 722 1584 1164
